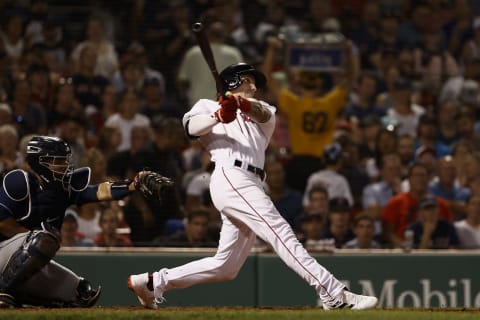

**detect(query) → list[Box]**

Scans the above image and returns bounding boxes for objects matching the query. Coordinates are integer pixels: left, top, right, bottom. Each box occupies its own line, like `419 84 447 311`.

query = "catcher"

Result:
0 136 173 308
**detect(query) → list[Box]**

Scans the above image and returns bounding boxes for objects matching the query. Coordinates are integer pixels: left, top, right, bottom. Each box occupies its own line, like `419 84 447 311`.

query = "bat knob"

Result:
192 22 204 33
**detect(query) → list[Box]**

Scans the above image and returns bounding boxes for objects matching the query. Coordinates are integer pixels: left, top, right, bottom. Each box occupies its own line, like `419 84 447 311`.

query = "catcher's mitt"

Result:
134 171 174 200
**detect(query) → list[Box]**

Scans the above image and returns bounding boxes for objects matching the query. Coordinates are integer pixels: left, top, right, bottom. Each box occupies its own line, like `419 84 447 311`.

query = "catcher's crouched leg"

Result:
0 225 61 295
14 278 102 308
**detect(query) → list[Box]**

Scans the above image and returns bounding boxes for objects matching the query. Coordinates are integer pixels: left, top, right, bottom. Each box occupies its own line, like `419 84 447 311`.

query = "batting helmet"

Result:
26 136 74 191
220 63 267 91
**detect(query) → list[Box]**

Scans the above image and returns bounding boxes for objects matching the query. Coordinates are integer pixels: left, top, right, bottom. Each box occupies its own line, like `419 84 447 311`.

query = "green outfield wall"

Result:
55 249 480 308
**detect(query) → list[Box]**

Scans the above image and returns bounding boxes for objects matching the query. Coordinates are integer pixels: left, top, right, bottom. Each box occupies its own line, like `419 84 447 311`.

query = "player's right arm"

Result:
184 113 219 137
183 99 223 138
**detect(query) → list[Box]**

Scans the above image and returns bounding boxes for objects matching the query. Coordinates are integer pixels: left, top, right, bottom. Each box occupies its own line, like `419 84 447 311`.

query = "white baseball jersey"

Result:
182 98 275 168
152 98 346 305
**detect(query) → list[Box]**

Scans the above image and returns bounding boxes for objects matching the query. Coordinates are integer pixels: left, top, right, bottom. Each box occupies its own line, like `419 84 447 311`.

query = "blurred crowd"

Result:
1 0 480 250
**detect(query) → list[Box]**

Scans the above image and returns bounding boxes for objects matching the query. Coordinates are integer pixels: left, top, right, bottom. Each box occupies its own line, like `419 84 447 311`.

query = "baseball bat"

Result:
191 22 225 97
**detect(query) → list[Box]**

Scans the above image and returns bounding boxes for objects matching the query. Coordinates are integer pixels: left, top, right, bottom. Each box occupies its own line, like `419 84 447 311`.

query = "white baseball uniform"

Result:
151 98 346 305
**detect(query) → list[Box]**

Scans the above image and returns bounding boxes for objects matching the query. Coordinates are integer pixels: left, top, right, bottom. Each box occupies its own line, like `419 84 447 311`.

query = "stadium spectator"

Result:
104 89 150 152
177 20 243 106
321 197 355 249
303 142 353 208
344 214 382 249
429 156 471 220
364 127 398 181
71 44 110 109
298 212 329 252
70 14 119 80
107 125 151 180
264 158 303 230
96 125 122 165
0 103 13 126
397 134 415 179
60 211 96 247
362 153 402 236
140 78 182 120
155 208 217 248
0 124 25 176
406 195 459 249
415 114 452 158
9 78 47 136
0 13 25 63
94 207 132 247
47 76 82 129
383 77 425 138
337 135 370 210
344 72 385 123
382 164 453 248
262 36 357 193
436 99 460 150
456 105 480 151
455 194 480 249
55 110 87 167
27 63 53 111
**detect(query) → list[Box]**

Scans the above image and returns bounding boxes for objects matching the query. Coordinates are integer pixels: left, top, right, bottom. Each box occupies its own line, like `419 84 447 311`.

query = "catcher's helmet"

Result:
26 136 74 191
220 63 267 91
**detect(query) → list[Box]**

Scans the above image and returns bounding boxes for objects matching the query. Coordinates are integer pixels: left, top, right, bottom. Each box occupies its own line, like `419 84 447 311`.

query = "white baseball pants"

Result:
152 166 345 303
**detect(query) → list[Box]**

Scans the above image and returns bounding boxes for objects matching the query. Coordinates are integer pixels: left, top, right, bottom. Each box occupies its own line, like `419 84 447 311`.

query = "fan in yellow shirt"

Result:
262 37 357 192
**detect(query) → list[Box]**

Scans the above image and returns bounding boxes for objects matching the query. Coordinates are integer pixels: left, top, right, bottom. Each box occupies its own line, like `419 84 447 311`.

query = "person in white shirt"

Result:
104 90 150 152
455 194 480 248
303 142 354 207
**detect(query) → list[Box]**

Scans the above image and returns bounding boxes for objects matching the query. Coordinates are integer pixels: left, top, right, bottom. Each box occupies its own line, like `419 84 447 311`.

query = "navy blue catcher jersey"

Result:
0 168 95 241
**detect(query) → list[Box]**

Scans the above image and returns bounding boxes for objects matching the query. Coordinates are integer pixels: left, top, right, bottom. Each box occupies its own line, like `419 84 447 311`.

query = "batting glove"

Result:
220 92 252 113
214 107 237 123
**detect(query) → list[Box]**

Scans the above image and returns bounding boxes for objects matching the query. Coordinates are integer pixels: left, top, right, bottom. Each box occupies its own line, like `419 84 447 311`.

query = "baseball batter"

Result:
128 63 378 310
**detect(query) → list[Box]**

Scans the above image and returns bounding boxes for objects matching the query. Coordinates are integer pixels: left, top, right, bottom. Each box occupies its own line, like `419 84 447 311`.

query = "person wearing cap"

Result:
60 210 95 247
303 142 354 208
382 163 454 248
405 195 459 249
320 197 355 249
298 212 327 252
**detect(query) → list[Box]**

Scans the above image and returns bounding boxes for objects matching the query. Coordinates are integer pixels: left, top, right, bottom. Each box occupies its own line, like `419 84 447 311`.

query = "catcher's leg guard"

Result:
0 226 60 293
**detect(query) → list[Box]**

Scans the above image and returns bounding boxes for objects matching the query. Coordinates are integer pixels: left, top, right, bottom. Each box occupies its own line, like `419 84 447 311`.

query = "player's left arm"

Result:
76 180 135 203
242 98 272 123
